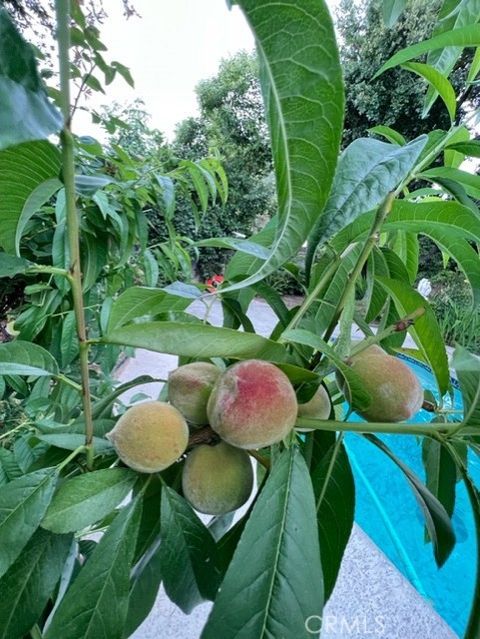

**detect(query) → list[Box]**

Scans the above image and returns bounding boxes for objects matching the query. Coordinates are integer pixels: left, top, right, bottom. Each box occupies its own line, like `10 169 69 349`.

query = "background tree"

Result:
170 51 276 278
337 0 478 146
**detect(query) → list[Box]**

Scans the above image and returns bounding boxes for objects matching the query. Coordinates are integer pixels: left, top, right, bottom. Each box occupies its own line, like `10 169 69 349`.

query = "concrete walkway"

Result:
116 298 458 639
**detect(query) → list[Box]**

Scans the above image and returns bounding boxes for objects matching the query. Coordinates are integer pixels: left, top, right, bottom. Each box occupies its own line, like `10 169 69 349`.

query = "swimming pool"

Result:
346 355 477 636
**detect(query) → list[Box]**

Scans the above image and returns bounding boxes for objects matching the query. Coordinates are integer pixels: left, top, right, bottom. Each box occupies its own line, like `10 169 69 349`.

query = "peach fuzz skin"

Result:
207 359 298 449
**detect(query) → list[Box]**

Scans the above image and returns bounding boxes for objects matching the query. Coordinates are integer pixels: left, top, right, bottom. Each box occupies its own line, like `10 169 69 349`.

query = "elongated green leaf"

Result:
375 24 480 76
365 434 455 566
420 166 480 200
401 62 456 121
220 0 343 291
160 486 219 613
0 528 72 639
422 439 456 517
0 468 57 578
445 139 480 157
312 441 355 601
36 434 113 454
0 10 62 149
423 0 480 113
0 141 61 253
468 45 480 82
91 375 159 419
451 345 480 427
103 321 289 362
331 200 480 304
107 287 191 332
44 499 142 639
368 125 405 145
42 468 137 533
376 277 450 395
201 447 323 639
444 125 470 168
461 468 480 638
0 252 30 278
125 537 163 637
305 136 426 278
383 0 407 26
15 177 62 255
0 341 58 377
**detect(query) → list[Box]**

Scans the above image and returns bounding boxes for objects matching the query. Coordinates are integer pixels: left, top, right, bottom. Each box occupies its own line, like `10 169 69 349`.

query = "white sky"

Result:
74 0 339 141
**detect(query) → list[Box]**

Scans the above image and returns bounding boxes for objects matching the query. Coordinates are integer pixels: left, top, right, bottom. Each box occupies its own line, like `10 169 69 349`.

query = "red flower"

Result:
205 274 224 292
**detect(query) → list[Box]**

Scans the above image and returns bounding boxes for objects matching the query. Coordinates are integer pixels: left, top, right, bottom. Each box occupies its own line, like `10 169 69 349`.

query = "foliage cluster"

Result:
0 1 480 639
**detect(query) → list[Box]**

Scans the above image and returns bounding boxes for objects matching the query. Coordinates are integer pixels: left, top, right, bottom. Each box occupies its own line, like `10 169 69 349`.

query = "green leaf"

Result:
422 439 456 517
0 528 72 639
401 62 456 121
461 468 480 638
312 440 355 601
15 177 62 255
107 287 191 332
365 435 455 566
331 200 480 304
42 468 137 534
0 468 57 578
125 537 163 637
159 486 219 613
445 139 480 157
0 341 58 377
36 434 113 454
451 345 480 427
383 0 407 26
423 0 480 114
44 499 142 639
60 311 78 368
375 277 450 395
0 252 30 278
103 321 290 362
91 375 159 419
375 24 480 77
368 124 406 145
221 0 343 291
0 141 61 253
201 447 323 638
444 125 470 168
419 166 480 200
468 45 480 82
0 10 62 149
305 136 426 278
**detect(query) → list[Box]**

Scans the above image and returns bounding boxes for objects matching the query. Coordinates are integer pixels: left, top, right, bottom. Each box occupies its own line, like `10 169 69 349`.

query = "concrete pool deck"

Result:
116 297 458 639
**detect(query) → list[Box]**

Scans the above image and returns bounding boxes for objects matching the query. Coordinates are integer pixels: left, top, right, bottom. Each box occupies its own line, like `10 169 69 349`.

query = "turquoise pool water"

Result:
346 356 477 636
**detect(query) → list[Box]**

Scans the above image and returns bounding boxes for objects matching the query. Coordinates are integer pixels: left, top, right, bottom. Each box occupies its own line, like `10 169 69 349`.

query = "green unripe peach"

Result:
107 401 189 473
297 385 331 431
168 362 221 425
182 442 253 515
207 359 298 449
345 345 424 422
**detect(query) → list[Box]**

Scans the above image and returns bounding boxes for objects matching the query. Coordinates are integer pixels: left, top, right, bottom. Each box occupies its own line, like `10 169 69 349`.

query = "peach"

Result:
168 362 220 425
182 442 253 515
345 345 424 422
297 385 331 431
107 401 189 473
207 359 298 449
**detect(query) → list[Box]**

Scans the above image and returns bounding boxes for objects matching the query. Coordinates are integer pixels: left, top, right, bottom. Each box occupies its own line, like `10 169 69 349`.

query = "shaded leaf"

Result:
0 468 57 578
0 252 30 278
0 528 72 639
44 499 142 639
383 0 407 26
201 447 323 639
312 440 355 600
451 345 480 427
0 10 62 149
42 468 137 533
159 486 219 613
422 439 456 517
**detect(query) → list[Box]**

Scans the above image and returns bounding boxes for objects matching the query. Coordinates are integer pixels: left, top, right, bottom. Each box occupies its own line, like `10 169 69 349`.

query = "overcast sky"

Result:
74 0 339 141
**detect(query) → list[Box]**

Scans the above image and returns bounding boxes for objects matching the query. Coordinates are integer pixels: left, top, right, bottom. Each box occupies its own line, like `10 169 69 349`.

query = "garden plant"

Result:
1 0 480 638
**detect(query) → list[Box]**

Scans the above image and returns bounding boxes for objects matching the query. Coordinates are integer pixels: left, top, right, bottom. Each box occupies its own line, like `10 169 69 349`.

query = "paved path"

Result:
116 298 457 639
